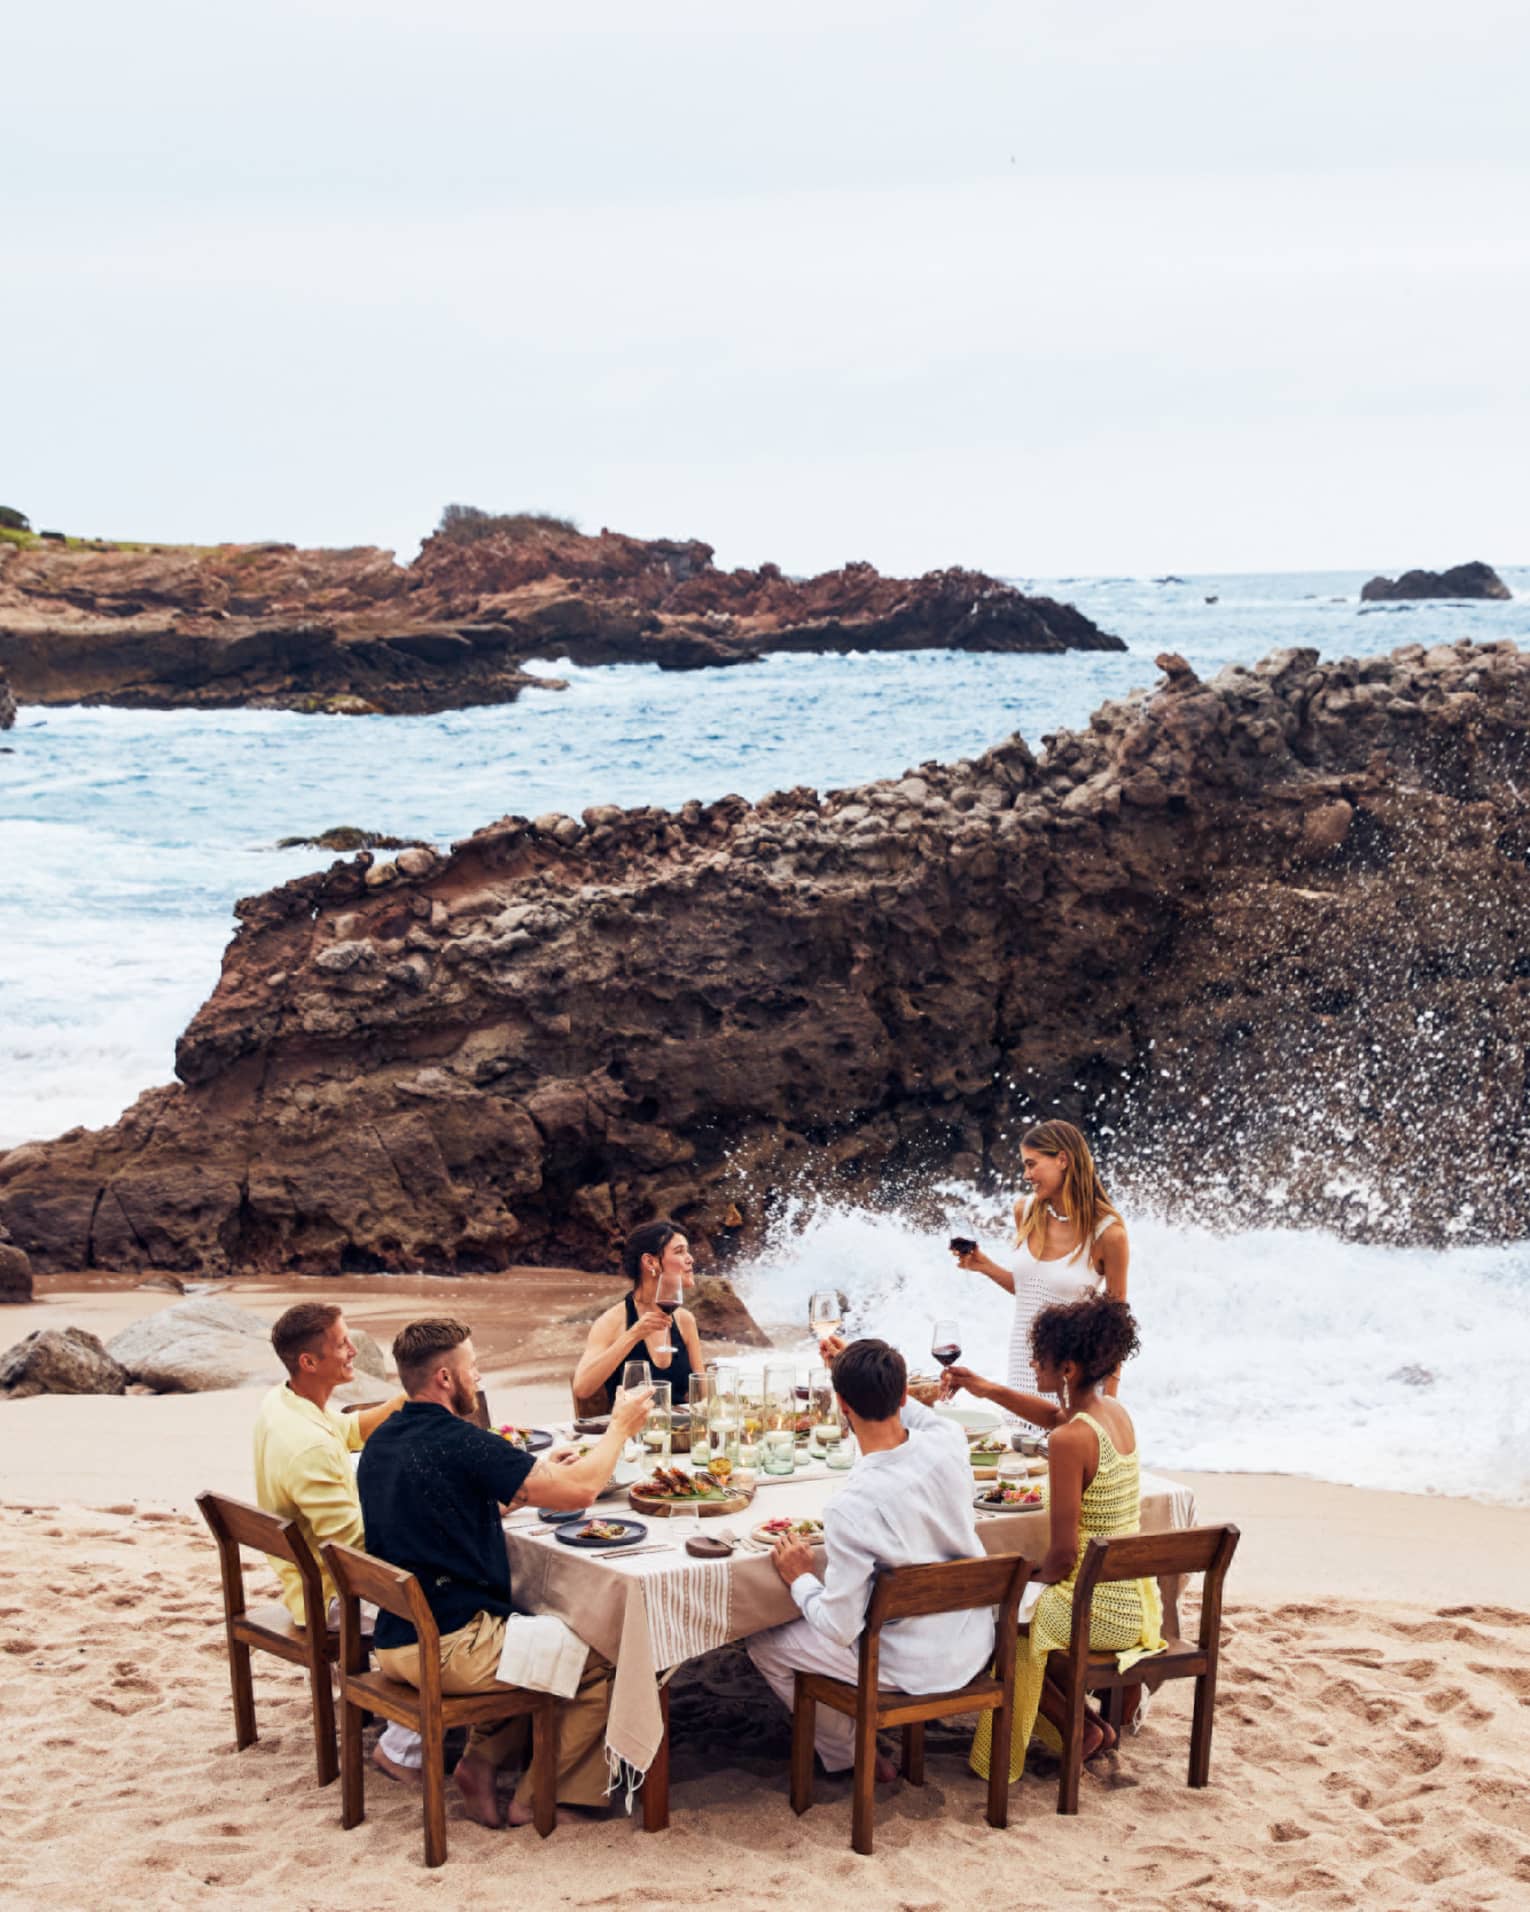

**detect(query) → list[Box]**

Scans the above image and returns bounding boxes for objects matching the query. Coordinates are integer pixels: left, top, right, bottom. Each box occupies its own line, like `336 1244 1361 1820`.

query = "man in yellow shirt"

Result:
253 1300 418 1782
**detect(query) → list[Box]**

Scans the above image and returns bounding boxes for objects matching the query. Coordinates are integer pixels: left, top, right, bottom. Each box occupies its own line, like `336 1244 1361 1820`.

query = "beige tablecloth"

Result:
505 1460 1196 1792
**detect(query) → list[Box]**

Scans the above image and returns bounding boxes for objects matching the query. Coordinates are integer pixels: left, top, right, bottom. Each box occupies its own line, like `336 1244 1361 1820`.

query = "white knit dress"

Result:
1005 1201 1122 1399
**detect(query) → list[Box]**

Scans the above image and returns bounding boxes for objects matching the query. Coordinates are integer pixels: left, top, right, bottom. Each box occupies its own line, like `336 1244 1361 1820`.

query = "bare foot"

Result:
1081 1714 1118 1762
506 1796 556 1828
874 1752 898 1784
372 1743 422 1789
454 1752 506 1828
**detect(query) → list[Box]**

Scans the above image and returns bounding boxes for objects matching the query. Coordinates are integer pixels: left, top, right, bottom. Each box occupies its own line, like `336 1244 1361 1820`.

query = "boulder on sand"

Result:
105 1295 281 1392
687 1277 771 1348
0 1220 33 1302
0 1327 128 1397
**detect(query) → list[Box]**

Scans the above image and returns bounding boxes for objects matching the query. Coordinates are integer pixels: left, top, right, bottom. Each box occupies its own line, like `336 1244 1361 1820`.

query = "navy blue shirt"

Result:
358 1401 535 1651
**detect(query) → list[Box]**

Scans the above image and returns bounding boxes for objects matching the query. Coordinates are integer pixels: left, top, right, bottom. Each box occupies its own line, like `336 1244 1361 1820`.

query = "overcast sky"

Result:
6 1 1528 577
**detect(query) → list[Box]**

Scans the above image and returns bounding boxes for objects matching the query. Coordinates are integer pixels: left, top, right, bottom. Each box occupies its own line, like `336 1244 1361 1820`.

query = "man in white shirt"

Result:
746 1338 994 1775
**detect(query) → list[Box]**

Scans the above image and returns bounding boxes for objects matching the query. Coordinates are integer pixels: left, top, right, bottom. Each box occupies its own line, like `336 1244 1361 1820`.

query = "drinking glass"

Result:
619 1358 651 1467
655 1266 684 1354
825 1423 854 1471
643 1380 672 1463
687 1373 710 1468
737 1368 765 1468
994 1450 1027 1494
931 1319 962 1370
763 1360 798 1468
808 1367 839 1460
705 1369 740 1482
762 1428 796 1476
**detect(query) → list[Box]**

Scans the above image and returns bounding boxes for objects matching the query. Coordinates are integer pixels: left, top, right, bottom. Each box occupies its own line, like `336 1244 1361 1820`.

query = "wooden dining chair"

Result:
1047 1521 1240 1815
322 1539 559 1867
195 1490 339 1786
790 1552 1033 1856
471 1388 492 1430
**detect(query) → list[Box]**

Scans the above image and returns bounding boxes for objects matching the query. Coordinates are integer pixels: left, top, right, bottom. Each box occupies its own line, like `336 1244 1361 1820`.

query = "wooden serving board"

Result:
627 1486 752 1519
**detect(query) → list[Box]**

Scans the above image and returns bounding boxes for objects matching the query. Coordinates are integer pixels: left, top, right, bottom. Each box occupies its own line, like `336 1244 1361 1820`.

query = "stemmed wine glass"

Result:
655 1266 684 1355
809 1289 843 1346
931 1319 962 1370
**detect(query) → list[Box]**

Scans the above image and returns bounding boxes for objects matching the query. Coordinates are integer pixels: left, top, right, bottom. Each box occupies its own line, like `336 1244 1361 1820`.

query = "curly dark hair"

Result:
1029 1296 1140 1389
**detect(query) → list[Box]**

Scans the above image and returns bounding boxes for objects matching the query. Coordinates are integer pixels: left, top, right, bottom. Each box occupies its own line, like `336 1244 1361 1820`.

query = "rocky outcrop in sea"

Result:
0 669 16 730
1361 561 1511 602
0 520 1122 715
2 636 1527 1271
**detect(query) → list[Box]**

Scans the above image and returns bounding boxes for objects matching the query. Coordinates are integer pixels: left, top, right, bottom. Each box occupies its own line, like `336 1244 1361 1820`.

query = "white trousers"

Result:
746 1618 863 1772
325 1597 423 1770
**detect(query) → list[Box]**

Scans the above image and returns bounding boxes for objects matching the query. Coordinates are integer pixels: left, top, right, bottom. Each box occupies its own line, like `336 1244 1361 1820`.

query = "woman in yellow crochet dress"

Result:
941 1295 1162 1779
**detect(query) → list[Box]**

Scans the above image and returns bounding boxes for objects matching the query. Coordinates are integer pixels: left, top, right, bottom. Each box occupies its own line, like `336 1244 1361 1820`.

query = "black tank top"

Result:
601 1290 696 1407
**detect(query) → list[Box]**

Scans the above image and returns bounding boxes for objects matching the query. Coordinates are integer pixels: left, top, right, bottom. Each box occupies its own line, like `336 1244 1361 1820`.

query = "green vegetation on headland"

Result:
435 503 579 542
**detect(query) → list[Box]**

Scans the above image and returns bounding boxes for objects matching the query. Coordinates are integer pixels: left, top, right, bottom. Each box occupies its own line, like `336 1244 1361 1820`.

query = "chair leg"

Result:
1189 1669 1217 1788
850 1702 878 1856
339 1692 365 1831
421 1722 448 1868
901 1721 925 1787
310 1660 338 1787
986 1693 1012 1830
789 1680 815 1817
532 1700 559 1839
227 1634 257 1750
1057 1678 1085 1816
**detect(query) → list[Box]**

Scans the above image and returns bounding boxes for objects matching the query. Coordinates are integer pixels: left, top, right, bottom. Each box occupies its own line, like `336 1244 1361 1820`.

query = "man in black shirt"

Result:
359 1318 652 1829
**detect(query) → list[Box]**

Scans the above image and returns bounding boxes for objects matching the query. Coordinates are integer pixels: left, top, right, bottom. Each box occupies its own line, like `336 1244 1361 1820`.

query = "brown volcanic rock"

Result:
3 636 1528 1271
0 523 1120 716
0 668 15 730
1361 561 1511 603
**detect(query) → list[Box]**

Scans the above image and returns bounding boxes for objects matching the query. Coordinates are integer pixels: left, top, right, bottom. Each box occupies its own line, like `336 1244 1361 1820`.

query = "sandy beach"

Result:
4 1279 1529 1909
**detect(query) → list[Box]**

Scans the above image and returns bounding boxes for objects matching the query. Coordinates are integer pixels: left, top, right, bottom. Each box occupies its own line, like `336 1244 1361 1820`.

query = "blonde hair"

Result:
1013 1120 1120 1264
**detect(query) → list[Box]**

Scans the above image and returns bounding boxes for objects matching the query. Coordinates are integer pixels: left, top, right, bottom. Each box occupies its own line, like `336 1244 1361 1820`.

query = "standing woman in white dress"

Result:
952 1119 1129 1398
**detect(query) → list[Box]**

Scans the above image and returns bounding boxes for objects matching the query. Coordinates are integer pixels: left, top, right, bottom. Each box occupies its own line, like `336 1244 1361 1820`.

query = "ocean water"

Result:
4 564 1529 1499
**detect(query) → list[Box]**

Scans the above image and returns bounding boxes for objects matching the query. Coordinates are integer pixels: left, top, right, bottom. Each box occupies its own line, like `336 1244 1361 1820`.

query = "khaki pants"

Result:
377 1612 612 1811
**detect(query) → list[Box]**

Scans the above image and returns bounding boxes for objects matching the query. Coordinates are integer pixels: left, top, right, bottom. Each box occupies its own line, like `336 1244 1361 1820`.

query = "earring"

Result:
1061 1376 1072 1415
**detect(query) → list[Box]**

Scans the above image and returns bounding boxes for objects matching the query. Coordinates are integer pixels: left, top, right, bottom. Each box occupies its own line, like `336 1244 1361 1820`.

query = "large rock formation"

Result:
0 668 16 730
2 637 1527 1268
0 520 1121 715
1361 561 1511 602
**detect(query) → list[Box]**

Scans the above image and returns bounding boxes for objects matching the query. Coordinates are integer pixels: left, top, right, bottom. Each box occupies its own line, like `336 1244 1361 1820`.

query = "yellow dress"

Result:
971 1410 1164 1783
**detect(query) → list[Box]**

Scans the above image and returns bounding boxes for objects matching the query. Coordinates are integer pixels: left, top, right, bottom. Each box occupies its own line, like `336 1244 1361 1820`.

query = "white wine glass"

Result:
809 1289 843 1345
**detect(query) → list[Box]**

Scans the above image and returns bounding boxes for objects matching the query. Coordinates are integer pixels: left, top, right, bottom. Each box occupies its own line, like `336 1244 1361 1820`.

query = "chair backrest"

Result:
197 1489 324 1621
866 1553 1030 1631
471 1389 492 1431
1071 1523 1240 1655
322 1539 441 1651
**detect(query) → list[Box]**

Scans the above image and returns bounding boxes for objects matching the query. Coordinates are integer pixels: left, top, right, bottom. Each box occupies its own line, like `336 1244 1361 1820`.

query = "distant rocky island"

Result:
4 633 1528 1281
1361 560 1511 603
0 506 1123 716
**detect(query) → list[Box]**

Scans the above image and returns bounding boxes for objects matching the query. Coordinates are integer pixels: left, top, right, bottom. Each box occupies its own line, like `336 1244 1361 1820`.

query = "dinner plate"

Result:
973 1488 1045 1511
934 1404 1001 1434
555 1517 649 1549
746 1517 826 1552
499 1427 555 1453
538 1506 588 1524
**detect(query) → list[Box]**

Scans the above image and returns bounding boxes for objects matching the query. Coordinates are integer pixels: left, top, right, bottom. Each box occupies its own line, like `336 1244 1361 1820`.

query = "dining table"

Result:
503 1432 1198 1830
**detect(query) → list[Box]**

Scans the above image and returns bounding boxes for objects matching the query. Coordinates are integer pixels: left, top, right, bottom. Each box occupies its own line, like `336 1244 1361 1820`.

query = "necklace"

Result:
1045 1203 1070 1223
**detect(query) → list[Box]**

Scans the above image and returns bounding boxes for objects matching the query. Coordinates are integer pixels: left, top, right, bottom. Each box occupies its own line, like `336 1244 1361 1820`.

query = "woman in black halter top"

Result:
572 1220 705 1414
